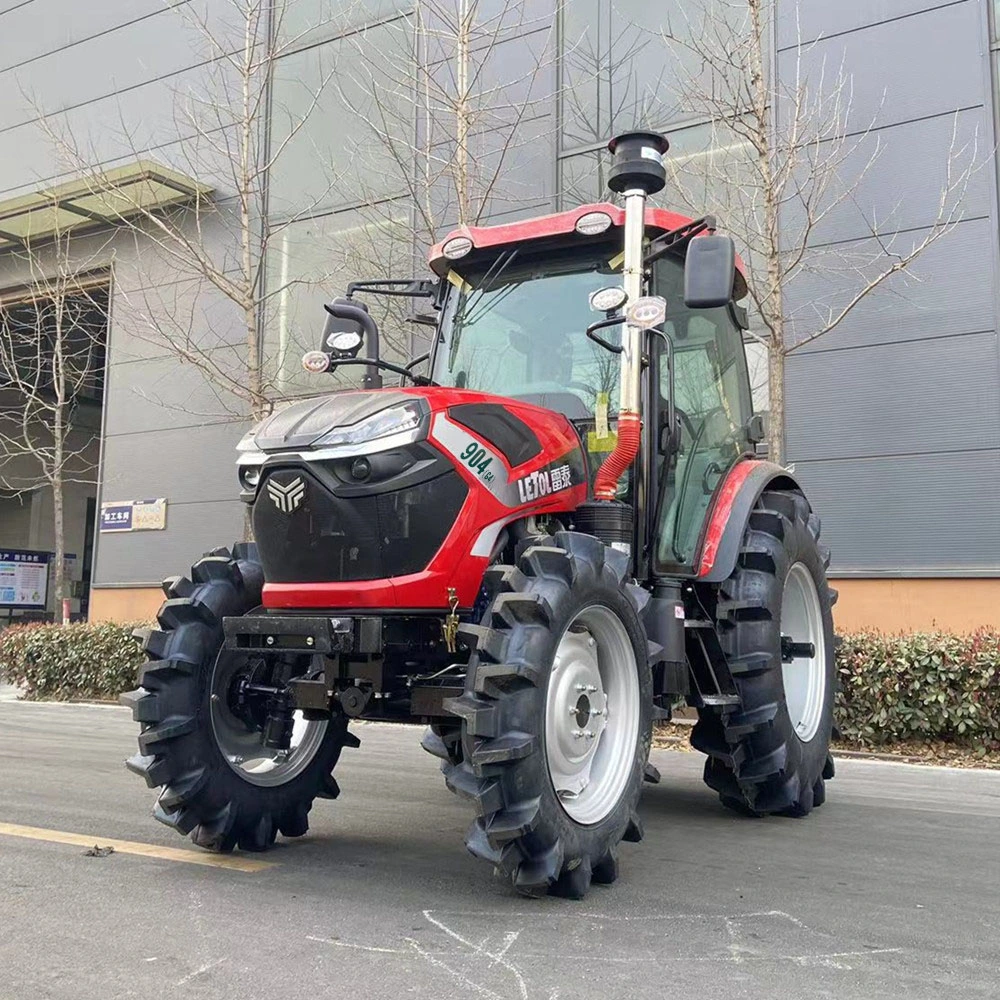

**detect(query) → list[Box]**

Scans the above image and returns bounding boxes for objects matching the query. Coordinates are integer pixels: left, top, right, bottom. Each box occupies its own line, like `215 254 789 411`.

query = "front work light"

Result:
575 211 613 236
442 236 473 259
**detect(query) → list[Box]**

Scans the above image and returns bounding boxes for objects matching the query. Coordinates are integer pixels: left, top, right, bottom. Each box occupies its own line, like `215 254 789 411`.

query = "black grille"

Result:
253 467 468 583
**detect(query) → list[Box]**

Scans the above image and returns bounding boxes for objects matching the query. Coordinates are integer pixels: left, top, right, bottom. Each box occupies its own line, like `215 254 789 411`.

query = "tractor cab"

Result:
424 205 758 572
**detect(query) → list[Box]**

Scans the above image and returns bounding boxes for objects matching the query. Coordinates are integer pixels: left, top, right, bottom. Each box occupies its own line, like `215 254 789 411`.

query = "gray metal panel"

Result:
99 422 246 505
110 202 243 294
0 14 210 132
785 330 1000 461
109 278 248 364
0 0 173 69
779 1 985 133
0 82 241 199
779 107 990 247
776 0 964 49
783 215 996 351
105 351 250 434
91 499 245 585
793 450 1000 572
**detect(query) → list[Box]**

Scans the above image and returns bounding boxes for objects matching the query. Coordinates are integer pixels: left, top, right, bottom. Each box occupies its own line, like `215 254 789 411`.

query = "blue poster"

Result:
100 504 134 531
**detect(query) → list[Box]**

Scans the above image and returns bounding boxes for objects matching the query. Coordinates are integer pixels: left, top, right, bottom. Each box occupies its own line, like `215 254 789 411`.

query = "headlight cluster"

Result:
314 402 423 449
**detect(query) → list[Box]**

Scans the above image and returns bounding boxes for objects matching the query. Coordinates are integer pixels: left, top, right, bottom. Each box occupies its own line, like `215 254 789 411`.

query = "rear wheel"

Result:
120 544 352 851
692 490 837 816
444 532 652 899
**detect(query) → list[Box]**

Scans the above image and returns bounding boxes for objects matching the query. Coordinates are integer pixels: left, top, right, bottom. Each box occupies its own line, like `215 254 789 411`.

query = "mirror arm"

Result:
345 278 439 299
643 216 716 267
586 315 625 355
329 357 436 386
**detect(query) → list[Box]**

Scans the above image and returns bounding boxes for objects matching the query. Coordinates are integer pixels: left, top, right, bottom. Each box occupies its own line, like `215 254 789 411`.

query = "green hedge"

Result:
836 630 1000 748
0 622 147 702
1 623 998 748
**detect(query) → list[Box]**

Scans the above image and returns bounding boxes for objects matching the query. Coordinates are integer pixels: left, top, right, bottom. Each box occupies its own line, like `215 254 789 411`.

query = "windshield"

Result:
432 246 623 421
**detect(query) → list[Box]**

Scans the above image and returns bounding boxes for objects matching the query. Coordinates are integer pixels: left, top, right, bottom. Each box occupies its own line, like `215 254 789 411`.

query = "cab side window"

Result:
654 259 753 569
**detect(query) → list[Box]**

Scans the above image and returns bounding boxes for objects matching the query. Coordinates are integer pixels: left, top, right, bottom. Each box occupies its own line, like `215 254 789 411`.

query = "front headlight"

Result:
313 402 424 449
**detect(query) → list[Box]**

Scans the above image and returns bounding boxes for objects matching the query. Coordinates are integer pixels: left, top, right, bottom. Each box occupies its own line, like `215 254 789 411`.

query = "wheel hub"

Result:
544 605 640 825
547 629 608 799
779 562 826 743
210 651 328 787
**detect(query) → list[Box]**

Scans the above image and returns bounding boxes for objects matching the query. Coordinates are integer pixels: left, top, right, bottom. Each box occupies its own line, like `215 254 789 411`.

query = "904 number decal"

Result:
460 441 496 484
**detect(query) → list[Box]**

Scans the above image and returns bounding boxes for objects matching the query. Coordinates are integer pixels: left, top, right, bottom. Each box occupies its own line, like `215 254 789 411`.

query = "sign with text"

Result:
0 550 50 609
100 498 167 533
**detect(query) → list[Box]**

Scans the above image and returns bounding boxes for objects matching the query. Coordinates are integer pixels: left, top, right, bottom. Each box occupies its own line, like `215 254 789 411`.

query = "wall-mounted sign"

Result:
0 549 50 609
100 498 167 533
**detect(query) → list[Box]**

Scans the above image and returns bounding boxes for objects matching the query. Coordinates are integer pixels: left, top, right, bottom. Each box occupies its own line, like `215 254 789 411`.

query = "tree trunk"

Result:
766 341 785 466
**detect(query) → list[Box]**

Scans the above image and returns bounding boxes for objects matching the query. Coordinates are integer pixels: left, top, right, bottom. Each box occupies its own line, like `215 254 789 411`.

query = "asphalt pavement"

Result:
1 699 998 1000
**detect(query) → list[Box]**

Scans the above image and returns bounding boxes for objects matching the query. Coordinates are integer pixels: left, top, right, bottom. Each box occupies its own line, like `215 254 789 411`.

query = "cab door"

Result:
651 257 755 572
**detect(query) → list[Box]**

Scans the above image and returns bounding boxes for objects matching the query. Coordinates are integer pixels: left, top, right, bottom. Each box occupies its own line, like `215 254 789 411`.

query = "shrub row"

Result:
1 622 997 747
0 622 146 702
835 629 999 748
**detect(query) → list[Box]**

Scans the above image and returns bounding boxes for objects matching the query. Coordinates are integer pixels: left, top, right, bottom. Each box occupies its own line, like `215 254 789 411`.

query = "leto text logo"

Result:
267 476 306 514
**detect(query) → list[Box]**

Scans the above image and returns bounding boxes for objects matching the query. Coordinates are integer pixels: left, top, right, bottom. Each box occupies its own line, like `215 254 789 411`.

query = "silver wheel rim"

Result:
210 652 328 787
545 604 640 825
780 562 826 743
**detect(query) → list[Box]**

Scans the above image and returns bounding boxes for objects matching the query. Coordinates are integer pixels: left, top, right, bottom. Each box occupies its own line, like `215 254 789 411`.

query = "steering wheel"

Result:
670 406 728 562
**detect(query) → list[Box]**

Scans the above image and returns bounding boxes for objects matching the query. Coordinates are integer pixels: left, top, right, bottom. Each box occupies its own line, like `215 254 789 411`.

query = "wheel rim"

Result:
545 604 640 825
210 652 328 787
780 562 826 743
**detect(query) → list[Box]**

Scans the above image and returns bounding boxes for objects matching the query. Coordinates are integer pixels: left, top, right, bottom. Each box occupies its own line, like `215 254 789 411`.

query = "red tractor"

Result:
122 132 836 899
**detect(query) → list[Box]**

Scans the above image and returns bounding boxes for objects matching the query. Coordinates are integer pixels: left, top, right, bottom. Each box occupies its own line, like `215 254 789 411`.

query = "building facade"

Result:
0 0 998 631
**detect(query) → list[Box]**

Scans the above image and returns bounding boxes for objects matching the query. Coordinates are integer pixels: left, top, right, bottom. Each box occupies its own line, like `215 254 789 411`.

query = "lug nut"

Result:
571 729 585 739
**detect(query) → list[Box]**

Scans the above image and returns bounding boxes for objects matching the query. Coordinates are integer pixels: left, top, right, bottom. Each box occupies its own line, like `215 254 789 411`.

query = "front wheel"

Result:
120 544 351 851
692 490 837 816
444 532 653 899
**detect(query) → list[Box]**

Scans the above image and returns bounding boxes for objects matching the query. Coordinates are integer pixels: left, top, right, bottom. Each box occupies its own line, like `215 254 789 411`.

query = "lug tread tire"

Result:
693 490 837 817
444 532 653 899
121 544 348 852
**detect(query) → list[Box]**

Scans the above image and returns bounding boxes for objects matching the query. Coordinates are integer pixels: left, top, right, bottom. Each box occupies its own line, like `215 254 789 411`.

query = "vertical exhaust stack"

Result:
592 131 669 504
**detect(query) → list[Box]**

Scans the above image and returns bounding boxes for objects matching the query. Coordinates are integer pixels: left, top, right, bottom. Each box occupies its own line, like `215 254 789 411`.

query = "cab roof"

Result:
428 202 746 281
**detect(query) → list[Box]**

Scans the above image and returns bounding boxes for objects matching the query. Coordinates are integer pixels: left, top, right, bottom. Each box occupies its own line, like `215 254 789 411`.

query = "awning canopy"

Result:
0 162 213 248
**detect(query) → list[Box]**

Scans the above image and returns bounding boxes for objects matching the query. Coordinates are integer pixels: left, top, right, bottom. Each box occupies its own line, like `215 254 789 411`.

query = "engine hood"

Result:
252 390 416 452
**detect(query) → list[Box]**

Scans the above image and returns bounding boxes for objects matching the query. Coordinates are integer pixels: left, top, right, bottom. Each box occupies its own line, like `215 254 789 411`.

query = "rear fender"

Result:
695 459 804 583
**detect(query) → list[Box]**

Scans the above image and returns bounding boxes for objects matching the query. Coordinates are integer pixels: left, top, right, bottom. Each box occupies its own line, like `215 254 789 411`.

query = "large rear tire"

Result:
692 490 837 816
444 532 653 899
120 544 352 852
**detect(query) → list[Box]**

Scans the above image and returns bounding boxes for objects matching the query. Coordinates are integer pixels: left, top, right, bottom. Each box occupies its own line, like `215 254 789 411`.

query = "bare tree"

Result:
0 232 110 622
344 0 557 245
39 0 356 422
659 0 978 463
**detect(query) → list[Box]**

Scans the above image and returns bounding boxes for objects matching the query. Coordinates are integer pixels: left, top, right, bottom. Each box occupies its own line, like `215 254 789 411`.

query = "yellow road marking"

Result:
0 822 276 873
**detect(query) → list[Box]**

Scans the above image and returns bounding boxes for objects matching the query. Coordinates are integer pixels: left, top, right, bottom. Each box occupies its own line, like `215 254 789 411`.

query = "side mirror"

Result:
684 235 736 309
321 296 368 356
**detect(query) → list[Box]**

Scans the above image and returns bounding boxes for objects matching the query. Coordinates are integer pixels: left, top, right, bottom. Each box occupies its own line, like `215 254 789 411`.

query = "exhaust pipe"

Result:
593 131 670 502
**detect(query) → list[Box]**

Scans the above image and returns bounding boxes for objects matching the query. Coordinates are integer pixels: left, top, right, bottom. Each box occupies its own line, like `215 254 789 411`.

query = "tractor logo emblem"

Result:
266 476 306 514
